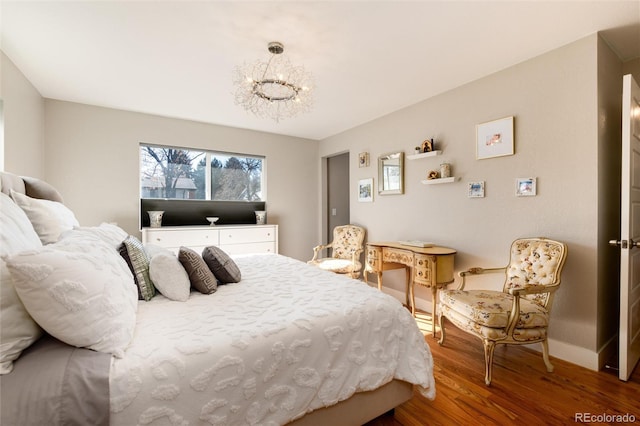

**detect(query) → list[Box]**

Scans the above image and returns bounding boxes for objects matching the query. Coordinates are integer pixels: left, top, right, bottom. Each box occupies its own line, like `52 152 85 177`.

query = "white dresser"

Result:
141 224 278 255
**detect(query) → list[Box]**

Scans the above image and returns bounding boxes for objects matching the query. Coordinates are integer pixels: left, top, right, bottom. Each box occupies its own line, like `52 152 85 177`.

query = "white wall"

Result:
320 34 611 369
43 100 319 261
0 52 45 177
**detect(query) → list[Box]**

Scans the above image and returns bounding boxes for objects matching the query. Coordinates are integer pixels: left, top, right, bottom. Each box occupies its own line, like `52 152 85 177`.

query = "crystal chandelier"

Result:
233 42 313 122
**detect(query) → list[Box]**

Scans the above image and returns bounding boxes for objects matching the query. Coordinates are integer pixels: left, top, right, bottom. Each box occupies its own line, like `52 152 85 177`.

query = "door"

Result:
326 153 350 243
617 74 640 381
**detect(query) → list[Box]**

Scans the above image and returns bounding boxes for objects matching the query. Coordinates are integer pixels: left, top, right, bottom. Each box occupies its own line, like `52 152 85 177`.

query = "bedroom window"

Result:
140 144 264 201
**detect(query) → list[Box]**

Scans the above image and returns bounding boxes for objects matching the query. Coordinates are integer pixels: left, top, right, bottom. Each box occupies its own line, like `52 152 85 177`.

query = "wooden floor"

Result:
366 312 640 425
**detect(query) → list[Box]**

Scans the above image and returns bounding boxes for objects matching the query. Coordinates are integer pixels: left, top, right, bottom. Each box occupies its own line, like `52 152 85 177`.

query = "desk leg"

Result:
431 286 438 338
408 267 415 316
376 271 383 291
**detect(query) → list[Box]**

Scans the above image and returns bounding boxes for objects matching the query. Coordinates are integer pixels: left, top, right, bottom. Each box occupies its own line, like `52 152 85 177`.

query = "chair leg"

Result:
483 340 496 386
437 312 446 345
541 339 554 372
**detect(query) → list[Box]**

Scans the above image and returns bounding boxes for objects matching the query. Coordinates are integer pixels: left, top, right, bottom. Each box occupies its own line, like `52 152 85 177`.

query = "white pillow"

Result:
60 223 128 249
0 193 43 374
145 244 190 302
5 238 138 358
10 190 79 244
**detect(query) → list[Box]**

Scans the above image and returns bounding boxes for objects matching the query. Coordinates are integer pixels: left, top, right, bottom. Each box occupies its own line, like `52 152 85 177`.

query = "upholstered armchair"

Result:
438 237 568 385
308 225 366 279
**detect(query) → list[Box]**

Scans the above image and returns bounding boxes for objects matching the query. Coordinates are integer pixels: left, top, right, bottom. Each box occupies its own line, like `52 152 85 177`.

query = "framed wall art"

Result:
515 177 537 197
476 116 514 160
358 152 370 168
468 181 485 198
358 178 374 202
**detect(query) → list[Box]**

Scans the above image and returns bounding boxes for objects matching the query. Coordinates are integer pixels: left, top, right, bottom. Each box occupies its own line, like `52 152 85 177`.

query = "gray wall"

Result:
42 100 319 260
319 34 623 369
0 52 45 177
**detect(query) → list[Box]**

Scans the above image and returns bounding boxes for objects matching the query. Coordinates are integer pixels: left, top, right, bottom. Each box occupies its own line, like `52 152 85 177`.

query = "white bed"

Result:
0 172 435 426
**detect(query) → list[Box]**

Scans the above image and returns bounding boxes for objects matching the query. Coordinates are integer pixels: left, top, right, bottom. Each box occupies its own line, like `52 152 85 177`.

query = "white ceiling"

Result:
2 1 639 141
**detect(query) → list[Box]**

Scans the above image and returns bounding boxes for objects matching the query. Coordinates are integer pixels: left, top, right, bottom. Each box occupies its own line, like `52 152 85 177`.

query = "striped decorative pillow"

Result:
119 235 155 301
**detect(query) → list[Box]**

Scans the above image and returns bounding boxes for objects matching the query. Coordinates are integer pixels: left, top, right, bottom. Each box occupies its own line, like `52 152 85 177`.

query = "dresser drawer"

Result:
144 229 219 248
219 226 276 244
220 242 276 255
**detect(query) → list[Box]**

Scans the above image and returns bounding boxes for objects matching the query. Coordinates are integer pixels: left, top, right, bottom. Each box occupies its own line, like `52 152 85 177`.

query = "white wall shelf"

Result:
421 177 457 185
407 150 442 160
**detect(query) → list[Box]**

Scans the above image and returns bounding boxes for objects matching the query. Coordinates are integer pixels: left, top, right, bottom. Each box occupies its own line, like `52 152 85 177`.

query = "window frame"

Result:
139 143 266 202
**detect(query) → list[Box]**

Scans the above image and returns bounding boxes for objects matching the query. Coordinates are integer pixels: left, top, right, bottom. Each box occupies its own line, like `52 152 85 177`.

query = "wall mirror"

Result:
378 151 404 195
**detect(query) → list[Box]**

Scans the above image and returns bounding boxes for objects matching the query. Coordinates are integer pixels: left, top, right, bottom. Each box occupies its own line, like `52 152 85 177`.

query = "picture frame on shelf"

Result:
476 116 514 160
468 181 485 198
358 178 374 202
515 177 537 197
358 152 370 168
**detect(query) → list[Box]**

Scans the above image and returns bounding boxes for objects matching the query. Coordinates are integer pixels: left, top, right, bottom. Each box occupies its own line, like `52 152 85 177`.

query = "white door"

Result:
617 74 640 381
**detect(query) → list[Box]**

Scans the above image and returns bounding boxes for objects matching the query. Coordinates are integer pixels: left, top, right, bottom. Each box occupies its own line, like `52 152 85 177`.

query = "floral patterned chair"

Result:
308 225 366 279
438 237 568 385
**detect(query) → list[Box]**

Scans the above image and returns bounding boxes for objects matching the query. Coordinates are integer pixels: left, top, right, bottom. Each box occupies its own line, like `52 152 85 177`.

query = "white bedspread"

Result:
110 254 435 426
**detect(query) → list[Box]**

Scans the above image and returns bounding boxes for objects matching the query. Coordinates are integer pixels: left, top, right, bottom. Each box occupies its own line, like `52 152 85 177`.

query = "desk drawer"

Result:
414 254 434 286
382 247 413 266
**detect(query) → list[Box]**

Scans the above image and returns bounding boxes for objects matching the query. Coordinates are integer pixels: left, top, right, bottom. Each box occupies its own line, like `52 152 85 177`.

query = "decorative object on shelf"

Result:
515 177 537 196
427 170 439 180
255 210 267 225
147 210 164 228
358 152 370 168
414 146 421 155
358 178 374 202
476 116 514 160
233 41 313 122
468 181 485 198
206 217 219 226
421 138 435 153
378 152 404 195
440 162 451 178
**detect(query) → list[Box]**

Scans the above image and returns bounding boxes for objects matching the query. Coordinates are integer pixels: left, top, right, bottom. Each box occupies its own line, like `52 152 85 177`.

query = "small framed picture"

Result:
468 181 485 198
358 152 370 168
358 178 374 202
515 177 537 197
476 116 514 160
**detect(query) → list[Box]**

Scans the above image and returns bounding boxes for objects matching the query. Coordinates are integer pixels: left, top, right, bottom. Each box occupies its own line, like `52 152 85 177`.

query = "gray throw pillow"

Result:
178 247 217 294
202 246 241 284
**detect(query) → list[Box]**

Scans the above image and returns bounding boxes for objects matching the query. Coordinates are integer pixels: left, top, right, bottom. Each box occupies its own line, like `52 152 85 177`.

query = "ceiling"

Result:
2 1 639 141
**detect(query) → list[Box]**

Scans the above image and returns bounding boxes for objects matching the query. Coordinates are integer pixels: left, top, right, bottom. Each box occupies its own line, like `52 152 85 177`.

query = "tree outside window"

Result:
140 144 264 201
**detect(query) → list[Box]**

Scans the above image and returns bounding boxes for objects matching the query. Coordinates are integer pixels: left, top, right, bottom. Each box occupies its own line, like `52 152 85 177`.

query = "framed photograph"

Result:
358 152 370 168
515 177 537 197
358 178 374 202
420 139 434 153
468 181 485 198
476 116 514 160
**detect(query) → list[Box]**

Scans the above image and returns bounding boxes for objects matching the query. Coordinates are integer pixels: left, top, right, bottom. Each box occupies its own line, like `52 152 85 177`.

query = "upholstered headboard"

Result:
0 171 63 203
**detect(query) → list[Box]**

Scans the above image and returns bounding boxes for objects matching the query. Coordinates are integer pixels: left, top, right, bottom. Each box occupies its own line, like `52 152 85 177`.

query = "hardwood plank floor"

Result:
366 312 640 425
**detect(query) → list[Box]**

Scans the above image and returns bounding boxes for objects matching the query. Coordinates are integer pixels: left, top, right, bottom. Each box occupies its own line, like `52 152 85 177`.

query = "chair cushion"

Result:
440 303 548 342
439 289 549 329
308 258 362 274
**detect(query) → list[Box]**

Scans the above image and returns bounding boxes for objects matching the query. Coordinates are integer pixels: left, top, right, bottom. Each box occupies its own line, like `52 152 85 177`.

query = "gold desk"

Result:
364 242 456 336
